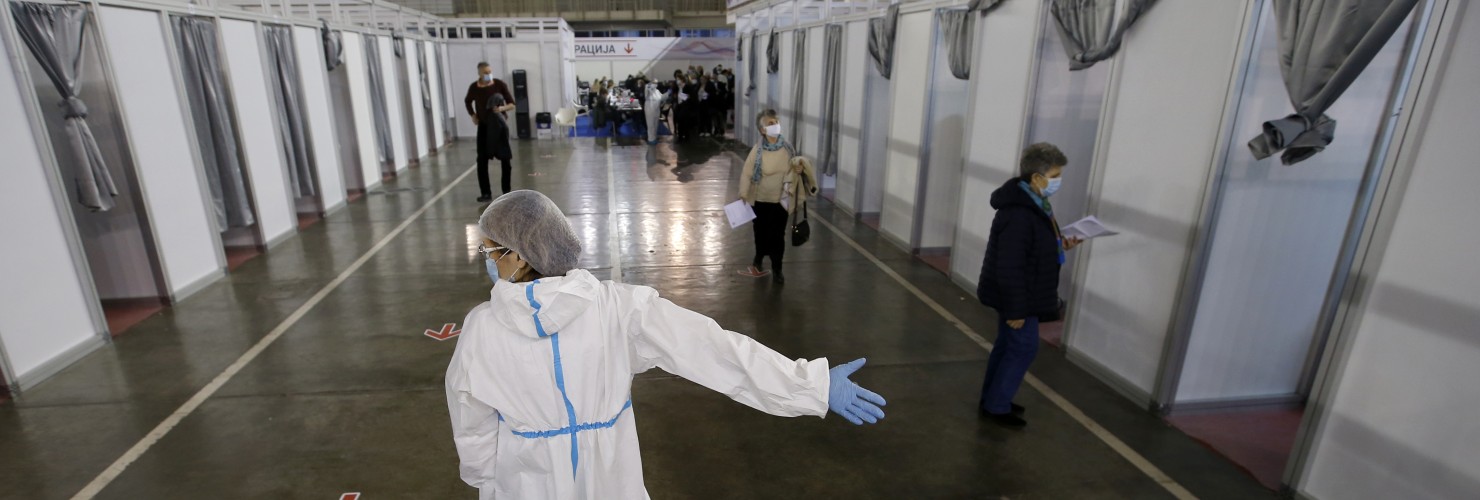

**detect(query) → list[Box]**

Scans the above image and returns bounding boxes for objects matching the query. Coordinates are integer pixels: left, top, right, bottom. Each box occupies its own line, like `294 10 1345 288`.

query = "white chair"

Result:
554 107 579 139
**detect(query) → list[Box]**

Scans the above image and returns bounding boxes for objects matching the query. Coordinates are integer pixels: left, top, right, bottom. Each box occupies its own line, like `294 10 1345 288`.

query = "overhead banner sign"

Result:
573 38 736 61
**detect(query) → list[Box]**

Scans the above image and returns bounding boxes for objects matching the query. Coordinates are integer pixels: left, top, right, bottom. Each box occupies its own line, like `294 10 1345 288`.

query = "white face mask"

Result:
764 123 781 137
480 73 493 83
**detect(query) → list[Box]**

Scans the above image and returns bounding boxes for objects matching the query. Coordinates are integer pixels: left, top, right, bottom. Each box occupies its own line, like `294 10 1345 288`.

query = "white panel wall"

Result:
776 30 795 138
341 32 382 191
880 11 934 248
293 26 346 211
541 41 562 114
1301 6 1480 498
1064 0 1253 396
219 20 294 245
834 20 870 213
447 42 484 139
0 31 101 382
378 36 409 172
424 41 446 147
402 38 428 157
507 42 545 123
1023 10 1111 296
1176 4 1412 403
953 0 1044 287
920 19 967 250
800 25 824 156
98 7 222 296
859 42 889 215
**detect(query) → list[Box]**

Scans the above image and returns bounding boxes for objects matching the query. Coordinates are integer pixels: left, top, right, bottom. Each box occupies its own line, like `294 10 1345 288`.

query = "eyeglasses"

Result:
477 243 509 259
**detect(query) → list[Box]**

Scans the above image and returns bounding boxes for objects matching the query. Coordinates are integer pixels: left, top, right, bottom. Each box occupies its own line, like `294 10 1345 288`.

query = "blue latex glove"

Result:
828 358 887 425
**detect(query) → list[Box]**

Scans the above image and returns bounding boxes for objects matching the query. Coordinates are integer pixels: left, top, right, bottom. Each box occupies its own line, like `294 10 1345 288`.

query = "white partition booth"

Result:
0 0 447 394
730 0 1469 494
438 19 577 140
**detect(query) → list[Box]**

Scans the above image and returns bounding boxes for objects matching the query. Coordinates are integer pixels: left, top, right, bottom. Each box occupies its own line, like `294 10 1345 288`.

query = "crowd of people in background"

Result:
582 64 736 141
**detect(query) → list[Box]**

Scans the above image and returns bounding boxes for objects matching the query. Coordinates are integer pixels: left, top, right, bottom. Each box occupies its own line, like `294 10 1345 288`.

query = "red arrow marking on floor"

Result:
425 323 460 341
339 494 361 500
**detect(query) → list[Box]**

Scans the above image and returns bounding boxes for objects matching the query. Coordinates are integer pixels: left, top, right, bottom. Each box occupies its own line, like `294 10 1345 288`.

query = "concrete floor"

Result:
0 138 1278 499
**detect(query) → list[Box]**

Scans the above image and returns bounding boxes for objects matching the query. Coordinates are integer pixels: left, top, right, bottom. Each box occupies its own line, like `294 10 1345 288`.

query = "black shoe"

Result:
772 272 785 285
986 412 1027 428
476 195 493 203
979 403 1025 417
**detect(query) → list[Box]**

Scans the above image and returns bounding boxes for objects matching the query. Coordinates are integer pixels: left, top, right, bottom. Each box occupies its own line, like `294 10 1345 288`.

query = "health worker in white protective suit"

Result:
446 190 887 500
643 82 665 145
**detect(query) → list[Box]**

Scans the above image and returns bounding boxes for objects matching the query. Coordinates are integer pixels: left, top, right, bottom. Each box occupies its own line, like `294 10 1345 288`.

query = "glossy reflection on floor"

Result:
0 139 1275 500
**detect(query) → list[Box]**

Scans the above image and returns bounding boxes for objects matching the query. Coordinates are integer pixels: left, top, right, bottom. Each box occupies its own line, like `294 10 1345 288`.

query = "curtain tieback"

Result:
1247 113 1337 165
60 96 88 119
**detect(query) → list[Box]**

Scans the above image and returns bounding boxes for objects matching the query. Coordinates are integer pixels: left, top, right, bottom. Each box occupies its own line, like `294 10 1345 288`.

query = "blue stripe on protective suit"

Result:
524 280 596 479
500 400 634 439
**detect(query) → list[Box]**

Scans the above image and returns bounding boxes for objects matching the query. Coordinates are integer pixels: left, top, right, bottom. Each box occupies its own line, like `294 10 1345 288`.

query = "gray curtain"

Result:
791 29 806 153
262 25 317 197
1249 0 1422 165
1050 0 1159 71
817 25 844 176
938 9 974 80
364 36 395 170
392 32 404 58
766 30 779 74
968 0 1006 12
321 22 342 71
417 41 432 110
747 31 759 92
173 16 254 229
868 4 900 79
10 2 117 212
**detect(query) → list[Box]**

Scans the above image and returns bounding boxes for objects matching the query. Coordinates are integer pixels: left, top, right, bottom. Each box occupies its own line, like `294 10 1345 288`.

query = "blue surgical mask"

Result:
485 258 501 284
1043 177 1062 198
480 73 493 83
485 248 512 284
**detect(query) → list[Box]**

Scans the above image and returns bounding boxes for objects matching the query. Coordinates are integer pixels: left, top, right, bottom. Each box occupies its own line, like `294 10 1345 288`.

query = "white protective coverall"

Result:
643 83 665 144
445 269 831 499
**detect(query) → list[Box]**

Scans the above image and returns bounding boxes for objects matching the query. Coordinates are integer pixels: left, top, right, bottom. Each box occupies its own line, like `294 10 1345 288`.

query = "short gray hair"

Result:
755 109 779 132
1019 143 1068 180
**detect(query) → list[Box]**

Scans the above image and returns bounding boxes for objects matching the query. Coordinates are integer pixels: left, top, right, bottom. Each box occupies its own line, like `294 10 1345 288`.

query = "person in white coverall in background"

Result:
446 190 887 500
643 82 665 145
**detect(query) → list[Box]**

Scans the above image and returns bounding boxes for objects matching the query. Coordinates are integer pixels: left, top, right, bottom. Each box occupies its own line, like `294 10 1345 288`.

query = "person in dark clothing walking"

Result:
976 143 1082 427
464 62 516 202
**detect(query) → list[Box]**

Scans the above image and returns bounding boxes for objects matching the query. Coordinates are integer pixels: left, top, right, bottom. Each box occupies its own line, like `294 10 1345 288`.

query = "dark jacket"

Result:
977 178 1062 320
476 94 512 161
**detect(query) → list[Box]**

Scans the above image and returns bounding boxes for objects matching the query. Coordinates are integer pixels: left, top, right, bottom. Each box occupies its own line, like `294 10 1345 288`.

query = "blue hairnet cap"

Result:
478 190 582 277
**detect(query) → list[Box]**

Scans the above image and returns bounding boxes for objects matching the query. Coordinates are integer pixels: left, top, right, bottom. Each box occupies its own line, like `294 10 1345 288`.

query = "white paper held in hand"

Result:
724 200 757 229
1060 215 1118 240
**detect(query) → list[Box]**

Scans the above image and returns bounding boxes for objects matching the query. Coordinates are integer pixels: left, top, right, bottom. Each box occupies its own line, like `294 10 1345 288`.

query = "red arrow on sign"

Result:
425 323 461 341
340 494 361 500
624 43 634 54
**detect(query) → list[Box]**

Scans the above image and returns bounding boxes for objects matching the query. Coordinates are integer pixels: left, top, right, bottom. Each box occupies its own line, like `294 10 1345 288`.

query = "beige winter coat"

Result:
738 142 818 214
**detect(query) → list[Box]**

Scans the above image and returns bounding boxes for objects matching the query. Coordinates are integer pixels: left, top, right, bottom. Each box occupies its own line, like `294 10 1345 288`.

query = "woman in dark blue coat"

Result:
976 143 1082 427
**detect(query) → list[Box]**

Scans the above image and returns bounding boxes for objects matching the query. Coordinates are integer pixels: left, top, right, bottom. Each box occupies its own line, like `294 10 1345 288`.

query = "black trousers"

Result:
478 157 512 196
752 202 789 273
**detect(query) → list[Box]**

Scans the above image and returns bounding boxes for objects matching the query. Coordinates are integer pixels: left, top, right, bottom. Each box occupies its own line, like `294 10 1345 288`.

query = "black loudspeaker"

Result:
513 70 531 139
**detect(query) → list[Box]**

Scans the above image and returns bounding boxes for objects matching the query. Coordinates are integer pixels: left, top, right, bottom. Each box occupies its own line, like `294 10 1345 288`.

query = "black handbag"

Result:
791 200 811 246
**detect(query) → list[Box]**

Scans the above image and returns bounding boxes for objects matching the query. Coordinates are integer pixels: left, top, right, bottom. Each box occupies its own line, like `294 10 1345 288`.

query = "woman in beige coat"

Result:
738 109 818 284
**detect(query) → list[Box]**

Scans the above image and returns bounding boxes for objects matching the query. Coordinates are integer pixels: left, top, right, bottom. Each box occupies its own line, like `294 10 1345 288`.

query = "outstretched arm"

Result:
625 287 830 418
